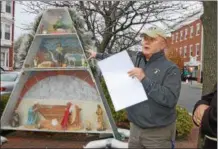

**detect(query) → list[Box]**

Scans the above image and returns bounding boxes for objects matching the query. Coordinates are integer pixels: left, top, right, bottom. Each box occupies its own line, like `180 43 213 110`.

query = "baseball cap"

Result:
140 26 167 39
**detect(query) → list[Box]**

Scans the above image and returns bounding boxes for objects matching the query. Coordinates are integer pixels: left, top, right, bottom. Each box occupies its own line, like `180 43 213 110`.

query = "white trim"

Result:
190 26 194 38
195 43 200 56
183 46 186 58
179 47 183 57
180 30 183 41
189 44 193 57
5 50 9 67
196 23 200 36
0 48 10 70
171 34 174 44
176 32 178 42
184 28 188 40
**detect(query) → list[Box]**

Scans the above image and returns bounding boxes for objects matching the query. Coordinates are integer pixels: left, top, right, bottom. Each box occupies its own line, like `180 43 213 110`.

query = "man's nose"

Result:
144 42 149 47
143 40 149 45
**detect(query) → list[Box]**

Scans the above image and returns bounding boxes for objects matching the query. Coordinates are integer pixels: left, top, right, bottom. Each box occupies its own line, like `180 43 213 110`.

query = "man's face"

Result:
142 35 166 56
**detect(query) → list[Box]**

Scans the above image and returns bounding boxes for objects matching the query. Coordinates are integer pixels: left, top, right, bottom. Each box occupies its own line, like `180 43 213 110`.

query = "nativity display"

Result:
1 8 114 136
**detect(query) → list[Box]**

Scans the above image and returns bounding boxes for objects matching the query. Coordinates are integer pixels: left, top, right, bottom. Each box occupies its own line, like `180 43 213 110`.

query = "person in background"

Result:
193 83 217 149
87 26 181 148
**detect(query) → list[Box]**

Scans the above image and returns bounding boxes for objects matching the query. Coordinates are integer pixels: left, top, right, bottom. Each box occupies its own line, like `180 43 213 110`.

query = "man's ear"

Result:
161 39 167 49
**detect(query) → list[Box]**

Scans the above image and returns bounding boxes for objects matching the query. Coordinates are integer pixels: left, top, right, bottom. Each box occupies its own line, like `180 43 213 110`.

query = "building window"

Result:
5 51 9 67
5 24 10 40
184 46 187 57
184 28 188 40
171 34 174 44
1 51 9 67
196 43 200 55
190 26 194 38
0 23 2 39
1 52 5 67
176 32 178 42
189 45 193 56
179 48 182 56
6 1 11 13
196 23 201 36
179 47 182 56
180 30 183 41
175 48 178 53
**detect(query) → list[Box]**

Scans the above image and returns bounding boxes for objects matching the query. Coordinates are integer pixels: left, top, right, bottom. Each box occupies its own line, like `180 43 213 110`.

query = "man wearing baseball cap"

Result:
87 26 181 148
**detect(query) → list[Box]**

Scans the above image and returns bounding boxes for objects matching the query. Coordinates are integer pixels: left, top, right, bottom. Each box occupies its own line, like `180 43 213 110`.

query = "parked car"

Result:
0 67 5 73
0 71 21 96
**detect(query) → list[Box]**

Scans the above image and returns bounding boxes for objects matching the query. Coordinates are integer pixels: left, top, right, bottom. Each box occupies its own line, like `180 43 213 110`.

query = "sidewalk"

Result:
1 131 98 148
1 127 199 148
182 81 202 89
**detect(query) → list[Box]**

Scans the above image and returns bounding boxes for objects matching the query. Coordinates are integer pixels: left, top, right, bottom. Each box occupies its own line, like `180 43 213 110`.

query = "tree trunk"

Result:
98 19 113 53
197 2 217 148
98 32 113 53
201 1 217 95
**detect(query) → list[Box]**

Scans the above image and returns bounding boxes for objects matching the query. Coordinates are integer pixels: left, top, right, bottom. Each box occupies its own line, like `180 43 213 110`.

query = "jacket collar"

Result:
147 50 165 62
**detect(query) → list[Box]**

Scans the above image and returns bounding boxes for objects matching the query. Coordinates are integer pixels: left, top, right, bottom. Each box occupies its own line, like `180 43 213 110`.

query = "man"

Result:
87 26 181 148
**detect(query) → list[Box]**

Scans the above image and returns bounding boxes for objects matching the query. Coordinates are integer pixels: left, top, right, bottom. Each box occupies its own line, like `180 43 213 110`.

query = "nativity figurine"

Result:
26 102 40 126
96 104 106 131
10 109 20 127
85 121 92 131
60 102 72 130
68 104 83 130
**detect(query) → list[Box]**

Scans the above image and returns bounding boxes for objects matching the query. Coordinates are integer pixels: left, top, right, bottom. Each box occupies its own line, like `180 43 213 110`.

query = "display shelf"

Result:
23 34 87 69
23 67 89 72
35 33 78 38
1 126 113 134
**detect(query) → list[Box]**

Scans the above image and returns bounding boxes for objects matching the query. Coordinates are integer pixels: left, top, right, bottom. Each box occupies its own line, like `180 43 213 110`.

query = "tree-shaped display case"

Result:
1 8 120 139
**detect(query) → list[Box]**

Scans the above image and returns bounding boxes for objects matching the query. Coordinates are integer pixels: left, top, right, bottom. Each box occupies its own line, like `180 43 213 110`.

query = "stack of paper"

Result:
98 51 148 111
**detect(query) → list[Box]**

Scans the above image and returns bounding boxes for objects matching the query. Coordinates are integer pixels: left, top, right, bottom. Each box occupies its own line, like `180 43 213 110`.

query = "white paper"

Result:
98 50 148 111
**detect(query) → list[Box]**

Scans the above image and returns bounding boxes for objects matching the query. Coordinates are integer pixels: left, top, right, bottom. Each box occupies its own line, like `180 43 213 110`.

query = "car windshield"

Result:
1 73 18 82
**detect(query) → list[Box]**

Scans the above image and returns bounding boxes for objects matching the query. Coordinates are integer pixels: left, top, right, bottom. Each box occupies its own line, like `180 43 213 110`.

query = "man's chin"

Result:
142 51 151 56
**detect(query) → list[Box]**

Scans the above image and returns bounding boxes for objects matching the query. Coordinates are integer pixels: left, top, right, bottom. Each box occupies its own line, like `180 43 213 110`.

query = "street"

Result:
178 83 202 113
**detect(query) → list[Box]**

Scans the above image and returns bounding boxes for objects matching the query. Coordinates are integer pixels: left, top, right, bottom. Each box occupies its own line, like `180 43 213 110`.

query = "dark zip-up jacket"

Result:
96 50 181 128
193 88 217 138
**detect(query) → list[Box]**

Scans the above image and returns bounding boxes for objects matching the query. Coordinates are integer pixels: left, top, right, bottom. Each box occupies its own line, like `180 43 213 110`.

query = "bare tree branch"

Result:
19 1 202 53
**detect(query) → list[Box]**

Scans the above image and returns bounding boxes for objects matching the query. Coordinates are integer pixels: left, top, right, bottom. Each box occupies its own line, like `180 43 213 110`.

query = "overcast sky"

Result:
14 2 36 40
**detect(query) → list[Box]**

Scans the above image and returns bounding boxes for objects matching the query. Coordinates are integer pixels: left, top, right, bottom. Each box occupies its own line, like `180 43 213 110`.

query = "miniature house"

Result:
1 8 119 138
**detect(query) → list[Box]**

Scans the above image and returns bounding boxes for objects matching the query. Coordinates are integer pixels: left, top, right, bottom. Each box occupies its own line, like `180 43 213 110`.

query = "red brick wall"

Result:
168 19 203 82
169 19 202 62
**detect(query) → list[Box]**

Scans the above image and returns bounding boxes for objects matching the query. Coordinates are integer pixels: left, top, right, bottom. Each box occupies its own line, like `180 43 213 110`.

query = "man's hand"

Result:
193 104 209 126
86 49 97 60
128 68 146 81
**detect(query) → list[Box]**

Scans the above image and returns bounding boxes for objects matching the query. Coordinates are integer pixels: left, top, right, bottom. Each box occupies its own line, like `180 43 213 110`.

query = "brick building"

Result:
0 1 15 70
168 19 203 82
